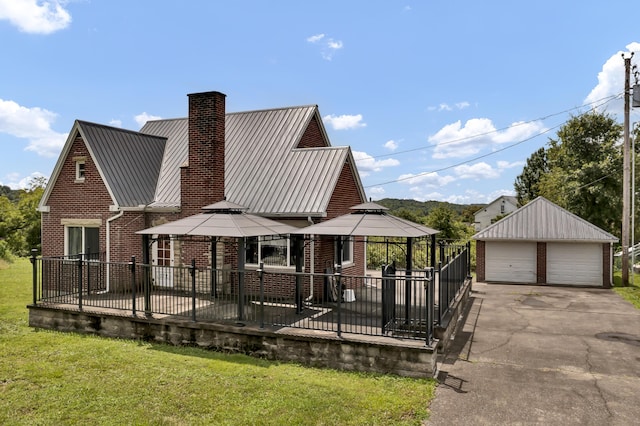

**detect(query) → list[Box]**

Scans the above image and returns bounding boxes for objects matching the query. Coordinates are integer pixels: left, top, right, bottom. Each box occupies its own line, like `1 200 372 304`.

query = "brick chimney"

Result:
181 91 226 217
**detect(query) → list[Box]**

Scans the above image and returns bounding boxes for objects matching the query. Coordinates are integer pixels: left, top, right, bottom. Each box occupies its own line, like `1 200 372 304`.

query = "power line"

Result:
365 123 562 188
364 94 621 188
369 93 621 160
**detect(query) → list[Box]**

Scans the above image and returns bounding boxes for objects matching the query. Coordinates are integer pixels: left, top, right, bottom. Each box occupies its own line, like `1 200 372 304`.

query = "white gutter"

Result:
106 207 124 292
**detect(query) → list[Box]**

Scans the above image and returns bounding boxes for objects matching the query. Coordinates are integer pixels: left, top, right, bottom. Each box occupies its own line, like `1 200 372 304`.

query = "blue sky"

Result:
1 0 640 204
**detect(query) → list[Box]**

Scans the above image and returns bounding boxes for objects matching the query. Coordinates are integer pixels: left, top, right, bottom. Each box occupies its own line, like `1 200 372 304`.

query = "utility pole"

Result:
622 53 633 287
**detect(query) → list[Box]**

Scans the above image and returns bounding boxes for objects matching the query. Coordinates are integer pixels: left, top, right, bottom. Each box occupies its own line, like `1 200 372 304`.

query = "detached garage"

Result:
473 197 618 287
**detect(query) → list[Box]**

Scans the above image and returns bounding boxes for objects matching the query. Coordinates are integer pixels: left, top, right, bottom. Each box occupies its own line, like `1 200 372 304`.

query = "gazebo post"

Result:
294 235 304 314
237 237 245 321
210 237 217 298
142 234 151 315
430 234 436 268
405 237 413 325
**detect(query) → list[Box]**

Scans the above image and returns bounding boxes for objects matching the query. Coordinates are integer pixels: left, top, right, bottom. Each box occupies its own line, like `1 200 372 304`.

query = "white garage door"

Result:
485 242 537 283
547 243 602 286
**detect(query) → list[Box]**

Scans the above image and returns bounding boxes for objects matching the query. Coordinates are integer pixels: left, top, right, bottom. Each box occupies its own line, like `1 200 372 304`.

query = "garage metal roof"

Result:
472 196 618 242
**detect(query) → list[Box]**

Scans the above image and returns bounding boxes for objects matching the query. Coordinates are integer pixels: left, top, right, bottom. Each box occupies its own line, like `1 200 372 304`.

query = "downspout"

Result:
106 208 124 292
305 216 315 303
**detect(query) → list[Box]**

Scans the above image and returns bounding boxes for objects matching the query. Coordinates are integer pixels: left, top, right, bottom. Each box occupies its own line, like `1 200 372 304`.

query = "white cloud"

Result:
307 33 343 61
353 151 399 177
453 162 500 179
397 171 455 187
306 33 325 43
0 0 72 34
0 98 67 157
323 113 366 130
428 101 471 112
384 139 398 151
496 160 524 170
368 186 385 198
0 171 46 189
584 41 640 116
109 119 122 128
429 118 545 159
134 112 161 128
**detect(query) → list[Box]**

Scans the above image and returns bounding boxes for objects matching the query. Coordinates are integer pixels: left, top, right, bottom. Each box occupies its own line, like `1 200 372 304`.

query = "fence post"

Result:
86 247 91 295
77 253 83 311
259 262 265 328
437 261 442 325
31 249 38 305
191 259 197 322
131 256 136 316
427 267 435 346
467 241 472 278
335 264 342 338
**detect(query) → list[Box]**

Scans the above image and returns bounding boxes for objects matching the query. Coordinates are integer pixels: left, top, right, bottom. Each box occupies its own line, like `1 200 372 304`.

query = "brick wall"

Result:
602 243 611 288
41 136 114 258
322 159 366 277
476 240 485 281
181 91 226 217
296 115 327 148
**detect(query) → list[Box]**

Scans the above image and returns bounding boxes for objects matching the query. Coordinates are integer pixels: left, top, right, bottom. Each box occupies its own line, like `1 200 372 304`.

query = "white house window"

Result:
75 159 86 182
336 236 353 265
246 236 295 267
500 203 505 214
66 226 99 259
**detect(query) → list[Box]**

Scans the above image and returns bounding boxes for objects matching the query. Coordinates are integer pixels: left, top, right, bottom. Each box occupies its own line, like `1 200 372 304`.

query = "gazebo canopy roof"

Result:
293 202 439 238
137 200 298 238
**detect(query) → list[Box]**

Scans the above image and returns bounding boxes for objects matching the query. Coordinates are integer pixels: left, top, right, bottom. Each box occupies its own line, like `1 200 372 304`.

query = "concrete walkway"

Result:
427 281 640 425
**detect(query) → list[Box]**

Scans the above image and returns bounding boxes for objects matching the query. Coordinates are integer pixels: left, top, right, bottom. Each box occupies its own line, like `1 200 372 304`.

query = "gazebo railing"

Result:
31 244 470 346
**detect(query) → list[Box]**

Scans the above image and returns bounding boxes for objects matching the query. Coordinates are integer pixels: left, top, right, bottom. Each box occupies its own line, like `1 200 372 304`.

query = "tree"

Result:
0 178 46 259
514 147 548 205
425 206 472 241
521 111 623 237
394 208 424 224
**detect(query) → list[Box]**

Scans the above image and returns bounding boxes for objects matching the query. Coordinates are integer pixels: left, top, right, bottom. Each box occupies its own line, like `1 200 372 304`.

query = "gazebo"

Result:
137 200 299 318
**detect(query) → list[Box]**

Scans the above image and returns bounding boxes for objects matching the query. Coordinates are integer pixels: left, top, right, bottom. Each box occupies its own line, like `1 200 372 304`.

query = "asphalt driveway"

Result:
427 281 640 425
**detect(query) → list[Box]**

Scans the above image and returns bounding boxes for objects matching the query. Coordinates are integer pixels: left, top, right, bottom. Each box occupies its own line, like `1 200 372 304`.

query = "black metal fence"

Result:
31 243 470 346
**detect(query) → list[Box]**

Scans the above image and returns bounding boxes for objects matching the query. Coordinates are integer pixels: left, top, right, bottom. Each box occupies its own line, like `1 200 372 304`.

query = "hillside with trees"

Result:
375 198 482 241
0 178 45 260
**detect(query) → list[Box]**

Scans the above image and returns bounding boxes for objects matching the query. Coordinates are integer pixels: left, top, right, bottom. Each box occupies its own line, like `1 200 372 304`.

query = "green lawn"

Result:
0 258 436 425
613 271 640 309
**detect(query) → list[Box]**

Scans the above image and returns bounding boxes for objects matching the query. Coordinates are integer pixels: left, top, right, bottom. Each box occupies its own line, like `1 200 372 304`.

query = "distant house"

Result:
473 196 617 287
38 91 367 284
473 195 518 231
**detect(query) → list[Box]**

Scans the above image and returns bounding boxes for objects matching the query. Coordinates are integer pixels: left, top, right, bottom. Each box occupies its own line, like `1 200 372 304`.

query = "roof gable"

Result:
472 196 618 242
78 121 166 206
142 105 366 216
40 120 166 209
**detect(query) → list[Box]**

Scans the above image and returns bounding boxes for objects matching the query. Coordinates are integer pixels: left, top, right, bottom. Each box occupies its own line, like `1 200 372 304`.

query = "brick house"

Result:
38 91 367 294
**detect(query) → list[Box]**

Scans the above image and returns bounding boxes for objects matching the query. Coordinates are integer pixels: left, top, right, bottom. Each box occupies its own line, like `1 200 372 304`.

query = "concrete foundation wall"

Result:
28 306 437 378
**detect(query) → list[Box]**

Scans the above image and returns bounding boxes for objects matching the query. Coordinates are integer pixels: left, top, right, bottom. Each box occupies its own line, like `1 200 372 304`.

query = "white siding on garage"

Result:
547 243 602 286
485 242 537 283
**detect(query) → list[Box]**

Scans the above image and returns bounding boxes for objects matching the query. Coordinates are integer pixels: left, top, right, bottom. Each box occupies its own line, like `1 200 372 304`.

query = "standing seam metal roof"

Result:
472 196 618 242
141 105 356 216
77 121 166 207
